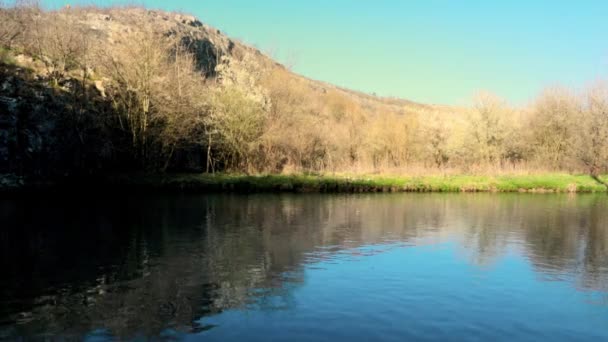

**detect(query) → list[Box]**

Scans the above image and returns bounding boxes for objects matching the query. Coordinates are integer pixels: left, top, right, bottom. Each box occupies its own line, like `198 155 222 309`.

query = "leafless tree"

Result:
575 83 608 178
529 87 579 169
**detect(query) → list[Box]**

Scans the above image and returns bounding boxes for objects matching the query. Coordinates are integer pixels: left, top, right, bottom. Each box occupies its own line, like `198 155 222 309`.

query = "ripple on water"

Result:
2 193 608 341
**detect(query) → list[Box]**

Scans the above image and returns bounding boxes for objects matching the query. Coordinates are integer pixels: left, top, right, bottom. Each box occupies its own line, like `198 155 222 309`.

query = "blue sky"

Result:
45 0 608 105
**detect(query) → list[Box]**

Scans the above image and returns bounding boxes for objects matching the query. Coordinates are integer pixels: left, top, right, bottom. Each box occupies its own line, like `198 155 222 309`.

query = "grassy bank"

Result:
108 173 608 193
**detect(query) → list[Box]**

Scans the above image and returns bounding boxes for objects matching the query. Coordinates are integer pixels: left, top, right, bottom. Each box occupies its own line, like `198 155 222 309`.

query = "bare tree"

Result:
422 110 451 168
0 0 41 49
100 28 170 163
529 87 579 169
466 92 510 165
575 83 608 178
208 86 267 172
154 43 209 171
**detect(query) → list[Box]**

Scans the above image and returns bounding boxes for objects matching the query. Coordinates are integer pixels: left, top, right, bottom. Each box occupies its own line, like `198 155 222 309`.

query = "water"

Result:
1 193 608 341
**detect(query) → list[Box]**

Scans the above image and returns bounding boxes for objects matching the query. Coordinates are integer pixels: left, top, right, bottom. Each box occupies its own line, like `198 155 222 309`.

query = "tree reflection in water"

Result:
0 193 607 339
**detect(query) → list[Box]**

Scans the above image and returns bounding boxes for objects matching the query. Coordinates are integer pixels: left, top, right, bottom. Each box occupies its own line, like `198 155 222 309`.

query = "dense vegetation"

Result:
1 3 607 184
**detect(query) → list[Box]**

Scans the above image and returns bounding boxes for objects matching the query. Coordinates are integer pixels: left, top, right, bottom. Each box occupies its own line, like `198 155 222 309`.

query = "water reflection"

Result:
1 193 607 339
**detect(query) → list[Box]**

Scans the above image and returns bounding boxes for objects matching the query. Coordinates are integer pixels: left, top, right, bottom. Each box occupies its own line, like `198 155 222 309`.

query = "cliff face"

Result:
79 8 249 76
0 7 262 176
0 63 113 177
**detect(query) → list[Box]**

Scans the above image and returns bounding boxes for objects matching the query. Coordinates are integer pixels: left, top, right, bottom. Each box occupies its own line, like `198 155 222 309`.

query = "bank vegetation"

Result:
1 2 607 189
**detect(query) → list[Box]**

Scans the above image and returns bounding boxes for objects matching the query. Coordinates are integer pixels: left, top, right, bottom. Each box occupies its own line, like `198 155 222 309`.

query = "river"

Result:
1 193 607 341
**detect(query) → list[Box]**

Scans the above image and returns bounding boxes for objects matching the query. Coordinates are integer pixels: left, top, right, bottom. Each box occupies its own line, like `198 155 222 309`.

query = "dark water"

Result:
1 193 608 341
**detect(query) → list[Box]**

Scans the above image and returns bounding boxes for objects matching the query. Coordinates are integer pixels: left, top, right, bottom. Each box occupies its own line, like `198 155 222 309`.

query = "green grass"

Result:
115 173 608 193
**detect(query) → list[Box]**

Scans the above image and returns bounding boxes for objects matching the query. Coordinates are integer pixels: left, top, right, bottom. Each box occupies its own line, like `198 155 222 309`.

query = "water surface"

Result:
1 193 608 341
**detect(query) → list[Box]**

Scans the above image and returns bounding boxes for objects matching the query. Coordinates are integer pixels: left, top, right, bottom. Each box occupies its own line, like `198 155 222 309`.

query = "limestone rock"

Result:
94 80 106 97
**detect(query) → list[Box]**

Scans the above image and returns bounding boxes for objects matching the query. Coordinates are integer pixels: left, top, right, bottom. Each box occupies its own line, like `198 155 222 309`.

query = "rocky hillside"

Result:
1 5 445 178
3 6 430 112
2 5 607 181
120 7 428 112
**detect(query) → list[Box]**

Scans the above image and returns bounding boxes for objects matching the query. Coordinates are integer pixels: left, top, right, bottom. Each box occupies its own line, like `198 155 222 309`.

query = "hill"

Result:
0 3 607 181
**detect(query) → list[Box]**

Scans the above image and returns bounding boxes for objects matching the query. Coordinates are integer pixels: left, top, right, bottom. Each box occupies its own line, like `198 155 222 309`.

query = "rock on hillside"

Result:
71 7 429 113
73 7 276 77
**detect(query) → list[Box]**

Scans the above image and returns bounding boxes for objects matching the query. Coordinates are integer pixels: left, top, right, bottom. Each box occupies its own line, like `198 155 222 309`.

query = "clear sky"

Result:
44 0 608 105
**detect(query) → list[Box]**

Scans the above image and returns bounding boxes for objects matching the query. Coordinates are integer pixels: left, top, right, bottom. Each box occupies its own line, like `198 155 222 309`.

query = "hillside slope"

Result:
1 4 605 180
134 8 430 113
0 5 442 176
50 6 430 114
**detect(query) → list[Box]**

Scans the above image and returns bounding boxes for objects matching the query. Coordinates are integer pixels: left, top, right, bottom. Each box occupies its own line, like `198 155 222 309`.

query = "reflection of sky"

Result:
193 243 608 342
4 193 608 340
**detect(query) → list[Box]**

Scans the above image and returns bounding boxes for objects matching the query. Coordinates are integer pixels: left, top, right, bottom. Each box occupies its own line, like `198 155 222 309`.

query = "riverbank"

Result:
2 173 608 194
110 173 608 193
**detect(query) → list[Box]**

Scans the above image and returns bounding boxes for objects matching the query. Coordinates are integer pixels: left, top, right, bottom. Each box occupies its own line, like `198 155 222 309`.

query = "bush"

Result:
0 47 15 64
